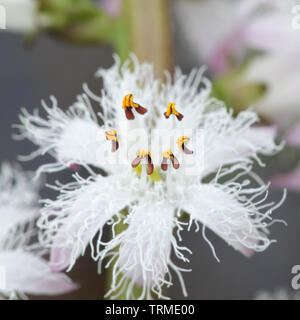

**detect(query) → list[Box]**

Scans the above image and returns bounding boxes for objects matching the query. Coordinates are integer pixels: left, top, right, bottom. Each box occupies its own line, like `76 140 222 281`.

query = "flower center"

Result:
106 94 194 175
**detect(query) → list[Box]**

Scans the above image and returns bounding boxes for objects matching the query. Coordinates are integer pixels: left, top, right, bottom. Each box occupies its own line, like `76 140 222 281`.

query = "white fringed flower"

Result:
0 163 77 299
17 55 285 299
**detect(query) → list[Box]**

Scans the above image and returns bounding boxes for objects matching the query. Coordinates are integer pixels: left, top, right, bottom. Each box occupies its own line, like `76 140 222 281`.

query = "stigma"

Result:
131 150 154 175
164 103 184 121
161 149 180 171
122 94 148 120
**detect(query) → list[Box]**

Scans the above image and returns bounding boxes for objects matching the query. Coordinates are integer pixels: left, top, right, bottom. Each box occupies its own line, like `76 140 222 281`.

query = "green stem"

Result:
35 0 173 75
123 0 173 76
37 0 131 62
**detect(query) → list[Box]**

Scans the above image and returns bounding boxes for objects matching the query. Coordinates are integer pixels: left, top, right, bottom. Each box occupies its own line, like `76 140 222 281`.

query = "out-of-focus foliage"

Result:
212 67 266 117
36 0 130 60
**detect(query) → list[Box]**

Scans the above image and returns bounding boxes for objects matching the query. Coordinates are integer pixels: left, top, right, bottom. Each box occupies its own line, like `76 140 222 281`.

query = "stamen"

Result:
122 94 148 120
105 130 119 152
161 149 180 171
177 136 193 154
164 103 184 121
131 150 154 175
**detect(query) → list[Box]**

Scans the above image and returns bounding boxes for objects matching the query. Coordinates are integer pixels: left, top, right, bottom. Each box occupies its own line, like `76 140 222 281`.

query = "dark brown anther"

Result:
135 105 148 115
122 94 148 120
146 155 154 175
125 108 135 120
175 113 184 121
164 112 170 119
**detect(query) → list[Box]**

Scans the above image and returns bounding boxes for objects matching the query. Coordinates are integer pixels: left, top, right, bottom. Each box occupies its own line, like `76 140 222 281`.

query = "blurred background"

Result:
1 0 300 299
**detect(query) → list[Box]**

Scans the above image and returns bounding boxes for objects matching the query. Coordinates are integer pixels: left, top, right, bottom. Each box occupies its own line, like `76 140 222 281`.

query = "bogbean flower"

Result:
0 163 77 299
16 55 285 299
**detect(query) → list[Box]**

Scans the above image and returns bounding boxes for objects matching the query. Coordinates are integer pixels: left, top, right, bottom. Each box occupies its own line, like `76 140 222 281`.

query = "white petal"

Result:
0 250 78 295
39 174 130 272
244 52 300 120
103 202 190 300
201 109 281 177
15 96 109 175
182 181 283 257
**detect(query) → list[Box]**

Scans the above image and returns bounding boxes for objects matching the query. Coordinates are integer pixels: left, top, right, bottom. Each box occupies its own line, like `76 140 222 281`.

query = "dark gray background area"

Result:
1 32 300 300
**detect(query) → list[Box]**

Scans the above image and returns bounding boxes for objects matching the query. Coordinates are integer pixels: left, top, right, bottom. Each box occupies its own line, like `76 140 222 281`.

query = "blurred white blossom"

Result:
0 163 77 299
174 0 300 123
244 51 300 123
174 0 297 75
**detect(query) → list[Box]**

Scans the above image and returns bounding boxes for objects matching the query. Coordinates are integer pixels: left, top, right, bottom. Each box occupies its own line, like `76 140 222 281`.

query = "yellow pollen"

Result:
162 149 174 159
105 130 117 142
177 136 190 150
138 150 152 159
122 94 130 110
122 94 140 109
165 103 173 117
164 102 184 120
